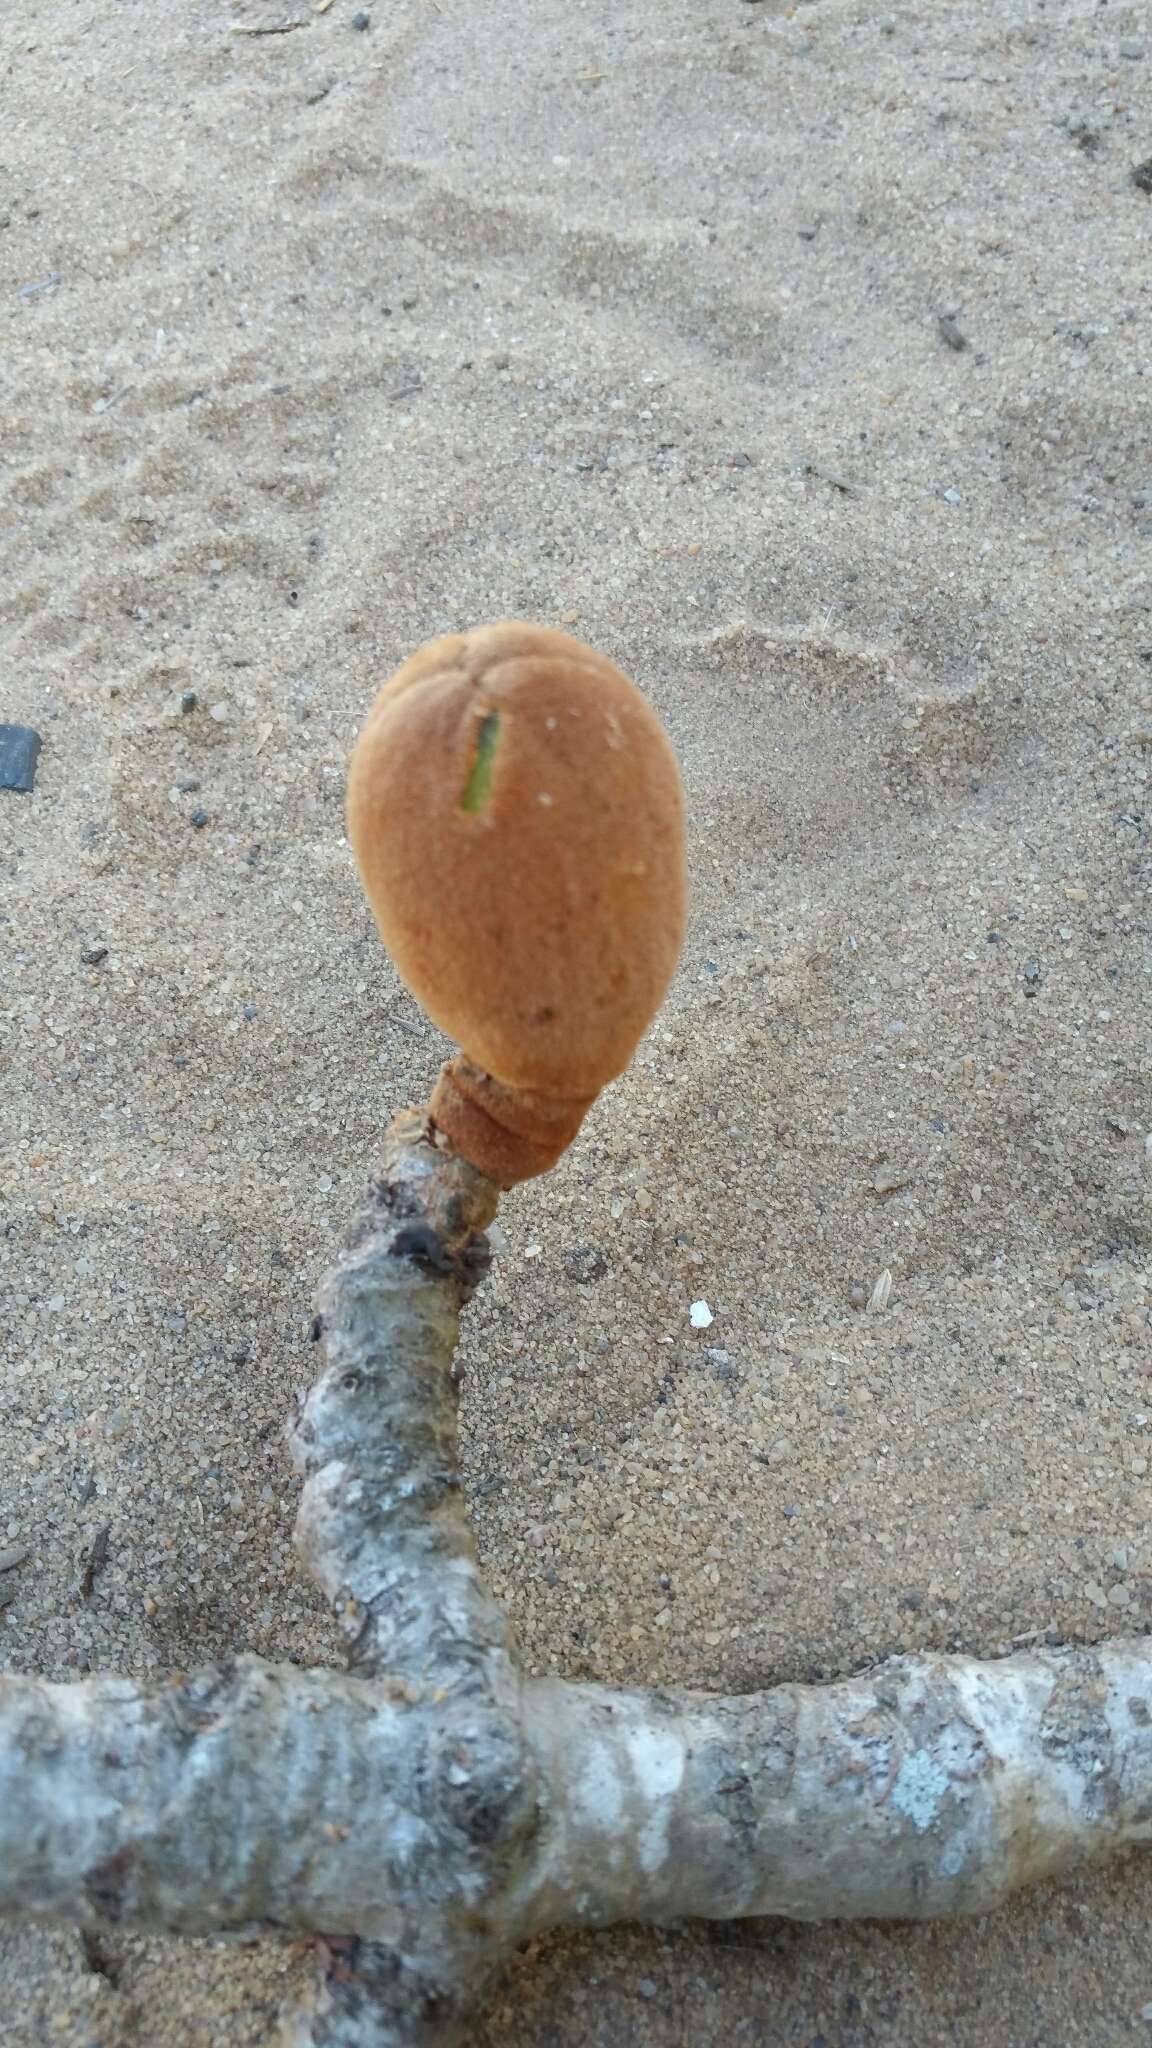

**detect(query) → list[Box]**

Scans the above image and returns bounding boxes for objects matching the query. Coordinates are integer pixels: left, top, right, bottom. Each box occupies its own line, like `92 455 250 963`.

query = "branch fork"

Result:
1 1114 1148 2045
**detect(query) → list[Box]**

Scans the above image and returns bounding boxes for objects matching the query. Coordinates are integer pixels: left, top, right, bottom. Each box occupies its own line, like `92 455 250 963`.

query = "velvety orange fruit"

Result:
346 621 686 1183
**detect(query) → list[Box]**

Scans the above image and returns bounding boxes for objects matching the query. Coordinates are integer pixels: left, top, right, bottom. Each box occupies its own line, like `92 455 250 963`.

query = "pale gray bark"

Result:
1 1113 1149 2046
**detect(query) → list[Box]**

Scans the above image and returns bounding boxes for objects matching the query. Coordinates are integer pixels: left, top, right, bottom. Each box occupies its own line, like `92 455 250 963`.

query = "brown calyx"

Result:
429 1055 595 1187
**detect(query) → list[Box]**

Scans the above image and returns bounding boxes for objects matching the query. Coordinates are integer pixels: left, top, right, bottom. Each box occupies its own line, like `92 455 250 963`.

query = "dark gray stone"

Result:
0 725 42 793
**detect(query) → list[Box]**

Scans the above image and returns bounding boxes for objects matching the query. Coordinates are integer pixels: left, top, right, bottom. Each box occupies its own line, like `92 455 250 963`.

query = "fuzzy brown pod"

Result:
346 622 687 1183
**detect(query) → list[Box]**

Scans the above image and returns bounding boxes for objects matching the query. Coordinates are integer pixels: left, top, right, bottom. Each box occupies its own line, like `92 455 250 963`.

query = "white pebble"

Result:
689 1299 714 1329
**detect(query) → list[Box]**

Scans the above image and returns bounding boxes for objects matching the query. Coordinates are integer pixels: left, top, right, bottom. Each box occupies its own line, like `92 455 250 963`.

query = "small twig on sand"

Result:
232 20 310 36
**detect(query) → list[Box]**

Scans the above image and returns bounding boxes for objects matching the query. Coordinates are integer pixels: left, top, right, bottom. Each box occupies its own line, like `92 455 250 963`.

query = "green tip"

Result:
460 710 501 813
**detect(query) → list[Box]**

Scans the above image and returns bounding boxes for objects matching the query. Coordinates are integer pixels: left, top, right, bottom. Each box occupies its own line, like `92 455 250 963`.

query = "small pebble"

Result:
565 1246 608 1283
637 1980 658 2001
1119 38 1145 59
1132 158 1152 194
941 486 962 505
689 1299 714 1329
180 690 198 714
81 945 108 966
190 809 208 829
1107 1583 1131 1608
0 724 42 794
937 313 969 352
0 1545 30 1574
351 8 371 25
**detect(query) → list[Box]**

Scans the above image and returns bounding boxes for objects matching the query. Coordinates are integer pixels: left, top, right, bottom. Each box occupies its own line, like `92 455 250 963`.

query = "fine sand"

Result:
2 1 1150 2042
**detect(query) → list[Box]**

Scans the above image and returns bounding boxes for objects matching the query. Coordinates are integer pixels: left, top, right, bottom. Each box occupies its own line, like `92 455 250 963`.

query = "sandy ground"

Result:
2 0 1151 2040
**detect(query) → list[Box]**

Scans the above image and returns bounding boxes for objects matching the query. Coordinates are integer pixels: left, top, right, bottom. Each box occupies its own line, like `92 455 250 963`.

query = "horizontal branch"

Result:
1 1643 1149 1939
0 1656 419 1939
520 1643 1152 1929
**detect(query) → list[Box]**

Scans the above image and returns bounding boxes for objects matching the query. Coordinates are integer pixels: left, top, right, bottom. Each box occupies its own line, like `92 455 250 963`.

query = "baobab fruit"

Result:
346 621 686 1183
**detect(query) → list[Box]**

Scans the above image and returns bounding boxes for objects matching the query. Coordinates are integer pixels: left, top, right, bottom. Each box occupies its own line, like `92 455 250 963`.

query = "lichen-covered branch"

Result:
0 1114 1149 2048
284 1113 539 2042
519 1649 1152 1930
2 1642 1148 1941
289 1112 510 1685
0 1655 491 1940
